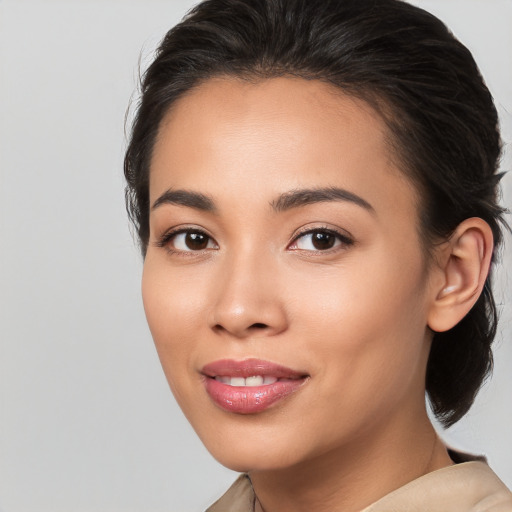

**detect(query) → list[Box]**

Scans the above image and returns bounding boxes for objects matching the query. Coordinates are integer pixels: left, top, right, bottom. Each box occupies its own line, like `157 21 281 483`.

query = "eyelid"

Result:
288 225 354 251
155 225 218 252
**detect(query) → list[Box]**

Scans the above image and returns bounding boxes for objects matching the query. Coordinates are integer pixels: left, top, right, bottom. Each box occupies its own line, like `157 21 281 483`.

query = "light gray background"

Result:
0 1 510 511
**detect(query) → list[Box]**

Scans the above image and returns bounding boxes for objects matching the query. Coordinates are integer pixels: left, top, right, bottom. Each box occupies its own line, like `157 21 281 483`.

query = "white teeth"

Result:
245 376 264 387
214 375 277 387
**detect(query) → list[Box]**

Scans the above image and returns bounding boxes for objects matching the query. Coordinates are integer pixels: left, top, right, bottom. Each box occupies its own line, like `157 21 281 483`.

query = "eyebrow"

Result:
271 187 374 213
152 189 216 212
151 186 374 214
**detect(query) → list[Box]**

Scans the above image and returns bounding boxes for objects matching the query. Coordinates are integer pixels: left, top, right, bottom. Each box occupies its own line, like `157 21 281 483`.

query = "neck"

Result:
250 411 453 512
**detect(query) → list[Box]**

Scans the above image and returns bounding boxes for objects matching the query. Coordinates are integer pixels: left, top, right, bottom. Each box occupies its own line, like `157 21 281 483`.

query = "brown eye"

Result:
166 230 218 252
185 232 209 250
290 229 353 252
310 232 336 250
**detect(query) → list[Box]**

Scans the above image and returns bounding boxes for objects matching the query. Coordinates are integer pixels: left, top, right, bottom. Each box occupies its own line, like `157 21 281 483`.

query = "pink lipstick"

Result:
201 358 308 414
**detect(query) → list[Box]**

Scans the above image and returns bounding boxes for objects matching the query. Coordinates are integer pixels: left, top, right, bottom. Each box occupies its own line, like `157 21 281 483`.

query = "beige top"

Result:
206 461 512 512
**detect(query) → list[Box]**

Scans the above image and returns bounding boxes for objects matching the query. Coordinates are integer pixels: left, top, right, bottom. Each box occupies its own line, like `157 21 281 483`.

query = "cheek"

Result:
142 255 208 332
293 247 427 338
291 249 430 406
141 258 209 390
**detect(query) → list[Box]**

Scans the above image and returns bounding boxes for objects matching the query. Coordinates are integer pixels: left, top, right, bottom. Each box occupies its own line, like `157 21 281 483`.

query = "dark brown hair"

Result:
124 0 508 427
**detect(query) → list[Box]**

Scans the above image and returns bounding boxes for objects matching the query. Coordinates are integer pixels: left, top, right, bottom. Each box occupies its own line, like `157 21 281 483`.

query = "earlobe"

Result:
428 218 494 333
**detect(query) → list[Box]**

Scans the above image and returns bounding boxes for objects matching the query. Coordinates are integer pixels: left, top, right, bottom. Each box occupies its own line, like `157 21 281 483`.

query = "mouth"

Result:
201 358 309 414
213 375 281 386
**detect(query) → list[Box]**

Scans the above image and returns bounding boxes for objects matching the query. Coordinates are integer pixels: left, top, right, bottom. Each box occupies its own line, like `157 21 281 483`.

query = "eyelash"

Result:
288 226 354 253
156 227 216 255
156 226 354 255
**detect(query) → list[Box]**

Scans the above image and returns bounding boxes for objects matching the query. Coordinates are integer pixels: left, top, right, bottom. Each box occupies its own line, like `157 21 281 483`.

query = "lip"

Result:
201 358 309 414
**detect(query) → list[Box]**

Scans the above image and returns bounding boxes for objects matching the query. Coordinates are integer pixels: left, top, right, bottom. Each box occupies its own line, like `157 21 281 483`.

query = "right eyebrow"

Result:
151 189 217 212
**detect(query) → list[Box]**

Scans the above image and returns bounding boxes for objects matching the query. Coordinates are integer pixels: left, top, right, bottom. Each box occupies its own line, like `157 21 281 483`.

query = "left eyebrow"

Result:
271 187 375 213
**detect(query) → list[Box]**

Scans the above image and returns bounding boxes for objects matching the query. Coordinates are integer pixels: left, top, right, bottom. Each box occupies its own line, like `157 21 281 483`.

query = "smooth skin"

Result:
142 77 493 512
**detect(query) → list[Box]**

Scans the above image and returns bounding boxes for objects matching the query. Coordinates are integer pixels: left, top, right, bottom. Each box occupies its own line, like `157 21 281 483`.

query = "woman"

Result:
124 0 512 510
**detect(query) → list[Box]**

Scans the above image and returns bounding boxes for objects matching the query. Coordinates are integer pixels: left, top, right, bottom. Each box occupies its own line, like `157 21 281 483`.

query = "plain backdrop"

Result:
0 1 510 511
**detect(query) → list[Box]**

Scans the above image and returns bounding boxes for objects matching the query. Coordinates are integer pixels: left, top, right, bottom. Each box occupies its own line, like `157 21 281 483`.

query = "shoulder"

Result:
363 462 512 512
205 463 512 512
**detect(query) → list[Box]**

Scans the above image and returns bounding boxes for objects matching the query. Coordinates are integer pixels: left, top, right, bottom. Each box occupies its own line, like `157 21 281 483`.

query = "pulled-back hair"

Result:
124 0 507 427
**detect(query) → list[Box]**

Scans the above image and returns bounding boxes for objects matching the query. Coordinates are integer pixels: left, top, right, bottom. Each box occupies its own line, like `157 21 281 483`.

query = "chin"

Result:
196 422 307 473
211 447 298 473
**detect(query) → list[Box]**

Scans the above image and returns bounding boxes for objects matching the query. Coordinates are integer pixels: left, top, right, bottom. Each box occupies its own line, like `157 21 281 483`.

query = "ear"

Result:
427 218 494 333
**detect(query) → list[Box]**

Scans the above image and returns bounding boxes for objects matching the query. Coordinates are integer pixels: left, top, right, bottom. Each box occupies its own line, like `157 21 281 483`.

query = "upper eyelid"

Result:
160 225 211 238
155 225 216 248
291 225 353 243
287 227 355 253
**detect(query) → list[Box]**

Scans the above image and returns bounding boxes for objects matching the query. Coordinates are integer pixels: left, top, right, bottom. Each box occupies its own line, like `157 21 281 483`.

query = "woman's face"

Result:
143 77 438 472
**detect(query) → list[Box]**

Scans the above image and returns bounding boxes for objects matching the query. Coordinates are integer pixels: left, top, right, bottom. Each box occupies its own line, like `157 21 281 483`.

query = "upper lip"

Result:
201 358 307 379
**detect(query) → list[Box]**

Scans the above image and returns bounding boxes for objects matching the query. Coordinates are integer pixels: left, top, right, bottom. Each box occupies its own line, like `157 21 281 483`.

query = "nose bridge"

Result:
210 243 287 337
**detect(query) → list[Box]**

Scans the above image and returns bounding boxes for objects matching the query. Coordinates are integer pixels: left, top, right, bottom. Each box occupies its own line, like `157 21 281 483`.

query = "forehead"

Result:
150 77 418 221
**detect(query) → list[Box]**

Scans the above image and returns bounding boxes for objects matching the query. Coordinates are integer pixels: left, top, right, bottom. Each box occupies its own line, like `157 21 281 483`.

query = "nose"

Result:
209 251 288 339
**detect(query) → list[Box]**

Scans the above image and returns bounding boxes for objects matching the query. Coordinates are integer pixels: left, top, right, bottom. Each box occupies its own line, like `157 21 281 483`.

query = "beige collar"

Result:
362 461 512 511
206 462 512 512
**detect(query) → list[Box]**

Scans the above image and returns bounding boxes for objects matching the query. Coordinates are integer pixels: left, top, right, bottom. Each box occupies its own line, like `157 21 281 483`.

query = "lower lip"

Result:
204 377 306 414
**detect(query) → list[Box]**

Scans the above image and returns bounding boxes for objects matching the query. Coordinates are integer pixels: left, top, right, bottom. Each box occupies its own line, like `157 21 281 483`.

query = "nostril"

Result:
212 322 268 334
251 323 268 329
